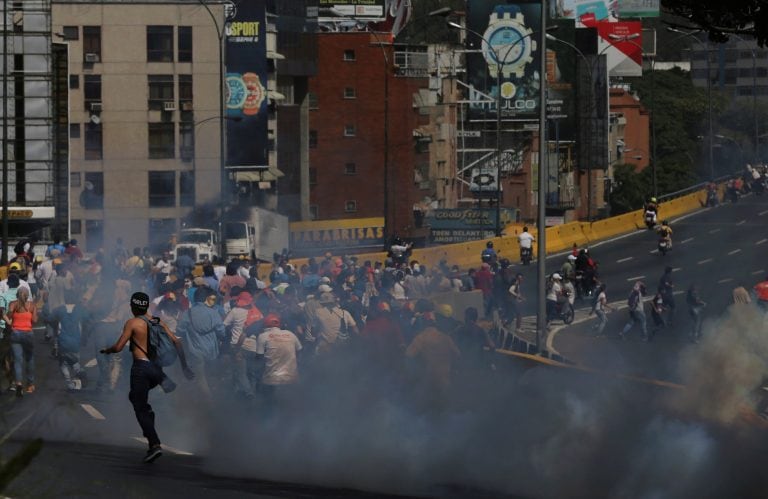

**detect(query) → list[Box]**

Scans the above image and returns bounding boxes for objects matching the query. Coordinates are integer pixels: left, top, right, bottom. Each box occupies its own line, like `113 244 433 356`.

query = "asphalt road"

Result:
512 192 768 382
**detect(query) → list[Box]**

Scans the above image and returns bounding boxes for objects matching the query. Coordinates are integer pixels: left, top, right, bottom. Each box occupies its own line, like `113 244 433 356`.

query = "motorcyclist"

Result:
644 197 658 228
560 254 577 281
388 236 412 266
657 220 673 249
518 226 535 265
575 249 598 297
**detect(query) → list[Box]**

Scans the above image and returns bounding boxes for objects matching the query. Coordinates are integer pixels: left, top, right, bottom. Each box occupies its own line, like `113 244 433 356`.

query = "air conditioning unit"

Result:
181 101 193 111
89 101 102 112
84 53 100 63
163 101 176 112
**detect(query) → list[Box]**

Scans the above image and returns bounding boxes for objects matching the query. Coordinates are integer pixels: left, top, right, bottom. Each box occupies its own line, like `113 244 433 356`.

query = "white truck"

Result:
223 207 289 262
172 228 220 263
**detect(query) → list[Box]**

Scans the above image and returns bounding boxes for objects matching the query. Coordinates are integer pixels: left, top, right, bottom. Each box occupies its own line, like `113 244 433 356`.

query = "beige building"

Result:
52 1 226 253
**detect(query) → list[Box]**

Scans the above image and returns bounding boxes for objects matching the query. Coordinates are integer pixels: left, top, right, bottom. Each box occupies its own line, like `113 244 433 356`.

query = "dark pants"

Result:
129 359 164 449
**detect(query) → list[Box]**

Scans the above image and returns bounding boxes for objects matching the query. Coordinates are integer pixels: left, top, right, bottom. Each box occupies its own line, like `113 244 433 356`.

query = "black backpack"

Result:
134 316 178 367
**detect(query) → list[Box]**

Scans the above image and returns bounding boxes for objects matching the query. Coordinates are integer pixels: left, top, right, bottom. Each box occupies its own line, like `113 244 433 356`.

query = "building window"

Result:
85 219 104 253
180 171 195 207
344 200 357 212
308 92 318 109
178 26 193 62
309 167 317 185
83 74 101 108
344 162 357 175
309 205 318 220
309 130 317 148
147 26 174 62
148 123 175 159
69 74 79 89
180 122 194 162
69 123 80 139
83 26 101 62
344 125 356 137
148 171 176 207
84 122 102 160
62 26 78 40
81 172 104 209
343 49 356 61
343 87 356 99
148 75 174 111
70 171 81 187
179 74 193 116
71 219 82 235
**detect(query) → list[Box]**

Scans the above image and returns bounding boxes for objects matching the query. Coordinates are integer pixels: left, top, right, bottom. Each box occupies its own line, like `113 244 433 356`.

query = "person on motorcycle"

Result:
560 254 577 281
518 227 534 265
481 241 498 270
644 197 658 228
575 249 597 297
388 236 411 266
657 220 673 250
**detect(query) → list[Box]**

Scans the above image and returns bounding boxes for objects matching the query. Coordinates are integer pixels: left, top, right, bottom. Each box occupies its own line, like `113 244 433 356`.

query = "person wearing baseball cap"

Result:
546 274 564 327
100 291 194 463
255 313 302 400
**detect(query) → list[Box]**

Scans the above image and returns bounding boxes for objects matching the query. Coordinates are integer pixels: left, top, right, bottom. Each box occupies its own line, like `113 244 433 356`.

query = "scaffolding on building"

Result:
0 0 62 250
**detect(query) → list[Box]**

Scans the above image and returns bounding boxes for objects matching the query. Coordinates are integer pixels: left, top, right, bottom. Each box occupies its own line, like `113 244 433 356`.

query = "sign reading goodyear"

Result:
290 217 385 256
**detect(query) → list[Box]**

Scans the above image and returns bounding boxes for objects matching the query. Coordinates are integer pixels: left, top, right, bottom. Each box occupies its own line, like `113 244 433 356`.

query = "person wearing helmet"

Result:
644 197 659 227
255 313 302 402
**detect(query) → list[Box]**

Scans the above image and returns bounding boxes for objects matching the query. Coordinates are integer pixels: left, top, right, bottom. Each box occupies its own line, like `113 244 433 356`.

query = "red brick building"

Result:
610 87 650 171
308 32 429 239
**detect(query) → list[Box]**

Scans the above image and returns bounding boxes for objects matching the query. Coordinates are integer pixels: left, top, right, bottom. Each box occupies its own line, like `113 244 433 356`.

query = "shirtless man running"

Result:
101 292 194 463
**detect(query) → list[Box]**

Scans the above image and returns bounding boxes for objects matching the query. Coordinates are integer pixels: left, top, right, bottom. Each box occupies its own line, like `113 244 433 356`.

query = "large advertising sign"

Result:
318 0 386 20
225 0 269 168
581 17 643 77
551 0 618 23
546 19 577 141
426 208 518 244
617 0 659 18
466 1 544 122
290 217 385 256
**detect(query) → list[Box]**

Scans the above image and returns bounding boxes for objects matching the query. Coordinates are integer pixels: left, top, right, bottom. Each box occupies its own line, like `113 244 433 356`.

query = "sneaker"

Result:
25 385 35 394
143 445 163 463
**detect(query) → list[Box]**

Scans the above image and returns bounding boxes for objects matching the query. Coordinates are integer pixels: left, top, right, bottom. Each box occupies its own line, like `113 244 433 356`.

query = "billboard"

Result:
225 0 269 168
289 217 385 256
551 0 618 23
592 19 643 77
426 208 518 244
545 19 577 141
466 1 544 122
617 0 659 18
318 0 386 20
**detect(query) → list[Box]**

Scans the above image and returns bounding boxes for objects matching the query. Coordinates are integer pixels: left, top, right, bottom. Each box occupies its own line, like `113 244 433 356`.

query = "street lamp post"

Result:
196 0 227 215
443 7 548 352
1 0 7 265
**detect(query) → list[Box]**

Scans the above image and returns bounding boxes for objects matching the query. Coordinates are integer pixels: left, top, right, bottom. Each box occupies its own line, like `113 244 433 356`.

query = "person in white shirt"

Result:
256 313 302 406
518 227 534 249
590 283 613 337
546 273 563 325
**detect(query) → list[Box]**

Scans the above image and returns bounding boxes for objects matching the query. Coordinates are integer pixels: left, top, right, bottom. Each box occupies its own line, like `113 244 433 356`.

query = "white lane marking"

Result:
737 220 746 226
708 228 721 234
0 412 35 447
84 358 97 368
753 269 766 275
617 257 633 263
717 278 734 284
757 239 767 245
760 210 768 216
80 404 106 420
680 238 693 244
728 249 742 255
673 267 683 272
131 437 194 456
627 275 646 281
698 258 713 265
650 249 659 254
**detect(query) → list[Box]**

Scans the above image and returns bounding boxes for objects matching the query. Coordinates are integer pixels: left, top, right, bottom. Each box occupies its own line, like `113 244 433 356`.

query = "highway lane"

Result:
511 193 768 382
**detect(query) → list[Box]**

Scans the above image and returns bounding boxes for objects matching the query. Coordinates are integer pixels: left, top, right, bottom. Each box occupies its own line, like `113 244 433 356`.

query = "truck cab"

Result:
172 228 219 263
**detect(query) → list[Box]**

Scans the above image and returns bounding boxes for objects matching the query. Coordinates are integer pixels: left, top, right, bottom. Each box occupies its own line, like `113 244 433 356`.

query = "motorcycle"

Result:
553 296 575 325
705 189 719 207
644 210 657 230
575 270 597 300
520 247 532 266
658 238 671 256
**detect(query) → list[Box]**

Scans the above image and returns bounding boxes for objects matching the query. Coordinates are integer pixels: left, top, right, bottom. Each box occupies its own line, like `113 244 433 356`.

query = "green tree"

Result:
662 0 768 47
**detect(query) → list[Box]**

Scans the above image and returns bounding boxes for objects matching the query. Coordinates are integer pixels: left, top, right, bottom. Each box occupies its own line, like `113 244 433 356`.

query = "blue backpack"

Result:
136 316 178 367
